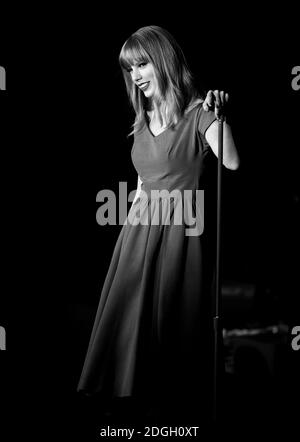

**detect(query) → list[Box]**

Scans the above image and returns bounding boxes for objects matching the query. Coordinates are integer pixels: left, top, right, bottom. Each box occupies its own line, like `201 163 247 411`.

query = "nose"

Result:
131 67 142 82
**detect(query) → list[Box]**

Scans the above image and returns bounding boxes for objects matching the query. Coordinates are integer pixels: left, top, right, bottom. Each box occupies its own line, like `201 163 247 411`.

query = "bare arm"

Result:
203 90 240 170
130 175 143 210
205 120 240 170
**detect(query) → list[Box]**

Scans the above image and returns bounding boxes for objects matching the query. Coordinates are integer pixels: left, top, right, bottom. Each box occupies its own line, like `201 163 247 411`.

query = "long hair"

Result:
119 25 202 135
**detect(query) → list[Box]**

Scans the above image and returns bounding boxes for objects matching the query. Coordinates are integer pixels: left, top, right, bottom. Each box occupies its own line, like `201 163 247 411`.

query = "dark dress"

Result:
78 103 217 417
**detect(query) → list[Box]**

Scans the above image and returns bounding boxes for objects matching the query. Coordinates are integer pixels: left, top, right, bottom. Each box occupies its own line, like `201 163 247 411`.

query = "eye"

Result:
138 62 147 68
126 67 132 73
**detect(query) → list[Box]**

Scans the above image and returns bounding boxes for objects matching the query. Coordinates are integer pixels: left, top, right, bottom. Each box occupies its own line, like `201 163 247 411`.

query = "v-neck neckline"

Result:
144 110 169 139
146 123 169 139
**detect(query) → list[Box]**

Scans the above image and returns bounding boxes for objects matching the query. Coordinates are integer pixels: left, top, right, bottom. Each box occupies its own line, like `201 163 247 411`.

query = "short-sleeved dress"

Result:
78 103 217 413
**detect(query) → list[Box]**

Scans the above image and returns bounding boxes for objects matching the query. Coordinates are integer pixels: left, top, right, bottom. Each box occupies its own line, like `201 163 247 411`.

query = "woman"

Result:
78 25 239 422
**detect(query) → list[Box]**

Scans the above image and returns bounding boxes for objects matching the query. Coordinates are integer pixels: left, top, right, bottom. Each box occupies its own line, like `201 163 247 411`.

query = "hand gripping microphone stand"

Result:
213 113 225 423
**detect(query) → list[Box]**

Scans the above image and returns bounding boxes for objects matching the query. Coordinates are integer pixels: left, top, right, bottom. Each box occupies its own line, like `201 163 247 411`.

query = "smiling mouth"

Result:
138 82 150 91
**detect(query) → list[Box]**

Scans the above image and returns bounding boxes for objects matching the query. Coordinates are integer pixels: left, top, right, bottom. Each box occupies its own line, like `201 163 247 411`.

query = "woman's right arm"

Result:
130 175 143 209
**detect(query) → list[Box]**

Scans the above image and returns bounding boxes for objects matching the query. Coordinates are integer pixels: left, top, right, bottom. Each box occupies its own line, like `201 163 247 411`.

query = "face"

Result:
128 62 160 100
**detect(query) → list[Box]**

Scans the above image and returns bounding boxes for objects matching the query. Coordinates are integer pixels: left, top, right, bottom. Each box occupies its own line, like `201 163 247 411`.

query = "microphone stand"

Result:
213 114 224 423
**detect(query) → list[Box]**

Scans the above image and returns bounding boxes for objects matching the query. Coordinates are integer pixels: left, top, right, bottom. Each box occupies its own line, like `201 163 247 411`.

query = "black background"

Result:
1 4 299 440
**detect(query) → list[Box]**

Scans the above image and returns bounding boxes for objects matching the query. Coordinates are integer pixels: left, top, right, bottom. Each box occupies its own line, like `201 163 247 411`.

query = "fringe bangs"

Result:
119 38 151 71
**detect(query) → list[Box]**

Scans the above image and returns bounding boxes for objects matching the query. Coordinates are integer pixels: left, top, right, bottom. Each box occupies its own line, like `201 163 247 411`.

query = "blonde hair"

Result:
119 25 203 135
